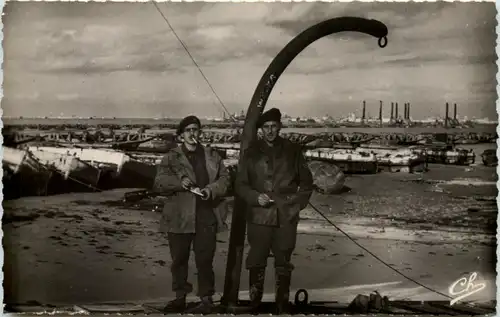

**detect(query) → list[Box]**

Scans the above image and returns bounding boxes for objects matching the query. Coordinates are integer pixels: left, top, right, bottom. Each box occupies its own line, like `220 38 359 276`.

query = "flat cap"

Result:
257 108 282 128
177 115 201 135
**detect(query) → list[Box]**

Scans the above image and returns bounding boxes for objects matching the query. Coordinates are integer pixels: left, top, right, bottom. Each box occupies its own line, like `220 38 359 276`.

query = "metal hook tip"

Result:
378 36 388 48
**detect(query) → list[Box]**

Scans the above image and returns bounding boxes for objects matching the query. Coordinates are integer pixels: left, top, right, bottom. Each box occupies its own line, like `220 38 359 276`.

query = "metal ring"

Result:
294 289 309 306
378 36 388 48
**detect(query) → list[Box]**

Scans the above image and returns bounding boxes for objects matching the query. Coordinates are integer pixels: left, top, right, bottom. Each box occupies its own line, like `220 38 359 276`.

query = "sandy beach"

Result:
3 162 497 308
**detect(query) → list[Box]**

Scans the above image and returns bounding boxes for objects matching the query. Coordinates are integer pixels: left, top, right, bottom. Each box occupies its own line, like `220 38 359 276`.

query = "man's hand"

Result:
257 193 272 207
181 176 194 190
200 188 211 200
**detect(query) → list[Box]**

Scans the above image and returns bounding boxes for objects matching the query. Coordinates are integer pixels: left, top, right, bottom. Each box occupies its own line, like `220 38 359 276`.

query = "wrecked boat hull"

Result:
28 149 101 191
2 147 53 200
410 146 476 166
26 146 156 190
212 144 381 174
114 160 157 189
355 148 428 173
304 148 378 174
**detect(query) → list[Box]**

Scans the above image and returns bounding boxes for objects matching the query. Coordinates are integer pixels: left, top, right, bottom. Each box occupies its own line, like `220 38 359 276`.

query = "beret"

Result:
257 108 282 128
177 115 201 135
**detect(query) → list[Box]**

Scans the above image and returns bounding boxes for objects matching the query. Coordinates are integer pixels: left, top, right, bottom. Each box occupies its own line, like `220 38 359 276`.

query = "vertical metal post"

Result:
362 100 366 123
445 102 449 128
379 100 383 126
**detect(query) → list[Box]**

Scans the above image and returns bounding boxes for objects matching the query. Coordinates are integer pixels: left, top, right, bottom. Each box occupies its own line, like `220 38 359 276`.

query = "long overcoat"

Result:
153 145 231 234
235 137 314 226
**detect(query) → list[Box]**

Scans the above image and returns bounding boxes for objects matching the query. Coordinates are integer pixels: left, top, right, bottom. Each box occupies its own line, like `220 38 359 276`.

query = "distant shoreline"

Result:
3 117 498 132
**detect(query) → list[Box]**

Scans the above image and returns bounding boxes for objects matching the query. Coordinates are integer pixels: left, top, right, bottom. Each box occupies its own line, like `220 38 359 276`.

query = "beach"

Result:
3 161 497 307
3 0 498 313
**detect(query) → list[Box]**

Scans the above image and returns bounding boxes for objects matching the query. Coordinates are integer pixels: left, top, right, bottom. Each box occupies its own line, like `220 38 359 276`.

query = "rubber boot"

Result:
274 272 291 315
249 268 266 311
185 296 214 314
163 296 187 313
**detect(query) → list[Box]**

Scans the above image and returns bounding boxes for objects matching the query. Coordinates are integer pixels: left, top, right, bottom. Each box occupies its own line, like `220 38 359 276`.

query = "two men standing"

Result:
154 108 313 314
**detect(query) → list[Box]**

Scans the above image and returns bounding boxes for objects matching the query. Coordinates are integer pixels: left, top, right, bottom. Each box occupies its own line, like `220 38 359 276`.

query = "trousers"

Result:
245 220 298 275
167 222 217 298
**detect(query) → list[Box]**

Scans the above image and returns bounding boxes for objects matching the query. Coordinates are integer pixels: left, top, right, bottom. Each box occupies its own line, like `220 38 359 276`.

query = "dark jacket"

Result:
235 137 313 226
153 145 231 234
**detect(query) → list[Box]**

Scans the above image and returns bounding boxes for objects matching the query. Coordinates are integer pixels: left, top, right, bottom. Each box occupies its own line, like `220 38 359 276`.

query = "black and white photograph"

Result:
1 1 498 315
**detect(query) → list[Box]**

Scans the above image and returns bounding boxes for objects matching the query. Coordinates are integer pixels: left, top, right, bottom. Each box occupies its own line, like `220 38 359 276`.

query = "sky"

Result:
2 1 497 120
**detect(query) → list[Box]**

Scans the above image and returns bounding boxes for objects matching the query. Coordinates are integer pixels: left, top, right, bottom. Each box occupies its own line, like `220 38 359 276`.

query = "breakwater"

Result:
2 123 497 200
3 128 497 149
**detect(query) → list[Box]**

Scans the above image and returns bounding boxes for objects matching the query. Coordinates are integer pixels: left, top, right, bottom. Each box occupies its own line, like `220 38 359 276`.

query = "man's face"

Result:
261 121 280 143
181 123 201 145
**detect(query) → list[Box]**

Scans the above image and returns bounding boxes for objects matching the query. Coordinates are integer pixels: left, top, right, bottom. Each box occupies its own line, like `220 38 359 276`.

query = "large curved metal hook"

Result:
222 17 389 307
239 16 389 155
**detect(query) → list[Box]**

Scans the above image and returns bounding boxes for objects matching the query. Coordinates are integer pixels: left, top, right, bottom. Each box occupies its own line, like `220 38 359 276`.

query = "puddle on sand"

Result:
71 198 163 212
440 178 497 186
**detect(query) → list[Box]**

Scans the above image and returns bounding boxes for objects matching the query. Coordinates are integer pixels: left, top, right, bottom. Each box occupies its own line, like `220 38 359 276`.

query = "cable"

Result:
151 1 453 304
151 1 237 123
307 202 453 300
52 168 103 192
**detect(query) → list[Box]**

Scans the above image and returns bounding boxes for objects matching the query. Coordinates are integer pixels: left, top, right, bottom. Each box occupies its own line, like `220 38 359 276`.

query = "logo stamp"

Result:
448 272 486 306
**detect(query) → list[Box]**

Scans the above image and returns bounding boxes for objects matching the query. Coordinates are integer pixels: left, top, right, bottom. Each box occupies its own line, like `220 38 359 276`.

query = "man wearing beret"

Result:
153 115 231 314
235 108 314 314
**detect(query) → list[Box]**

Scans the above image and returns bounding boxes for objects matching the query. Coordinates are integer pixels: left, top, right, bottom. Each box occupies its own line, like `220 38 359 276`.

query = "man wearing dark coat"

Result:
235 108 314 314
153 115 231 314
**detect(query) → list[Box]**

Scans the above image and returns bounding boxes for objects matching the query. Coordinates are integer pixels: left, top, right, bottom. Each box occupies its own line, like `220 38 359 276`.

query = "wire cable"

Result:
307 202 453 300
151 0 455 304
151 1 236 122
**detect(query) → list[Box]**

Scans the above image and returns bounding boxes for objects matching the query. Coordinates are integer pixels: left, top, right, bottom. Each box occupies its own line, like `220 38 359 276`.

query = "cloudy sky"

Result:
2 1 497 120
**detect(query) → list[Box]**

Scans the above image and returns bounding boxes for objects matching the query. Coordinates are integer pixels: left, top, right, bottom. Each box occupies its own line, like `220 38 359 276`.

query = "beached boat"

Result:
357 147 427 173
127 153 163 165
27 146 155 189
211 144 378 173
2 147 53 199
481 149 497 167
27 146 128 171
410 146 476 166
117 159 157 189
135 139 177 153
305 139 335 148
304 148 378 174
28 148 101 192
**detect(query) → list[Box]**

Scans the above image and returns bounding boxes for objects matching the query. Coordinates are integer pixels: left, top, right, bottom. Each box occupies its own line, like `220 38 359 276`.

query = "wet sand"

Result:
3 163 497 306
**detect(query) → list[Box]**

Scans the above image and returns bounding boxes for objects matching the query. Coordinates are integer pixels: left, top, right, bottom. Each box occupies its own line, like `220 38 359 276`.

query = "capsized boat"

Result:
409 145 476 166
27 146 129 171
2 146 53 199
304 148 378 174
135 138 177 153
28 148 101 192
355 147 427 173
27 146 156 189
211 144 378 174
